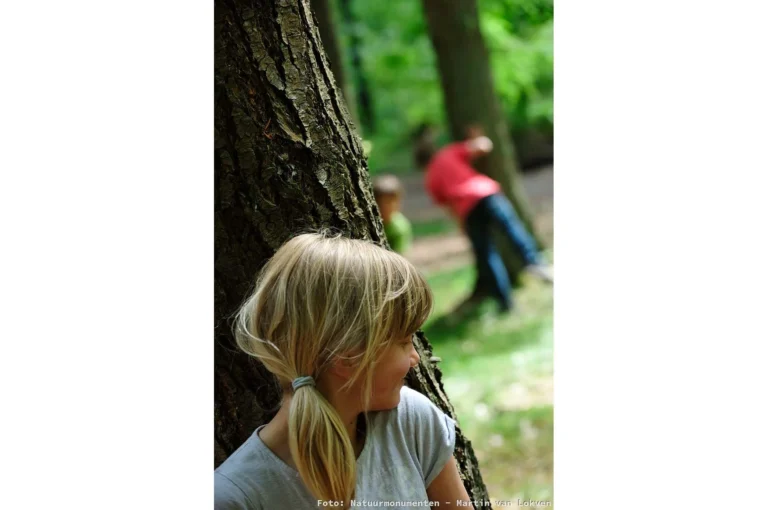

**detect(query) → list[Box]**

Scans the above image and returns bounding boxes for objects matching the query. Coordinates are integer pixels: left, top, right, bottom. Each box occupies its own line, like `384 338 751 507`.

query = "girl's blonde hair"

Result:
235 232 433 506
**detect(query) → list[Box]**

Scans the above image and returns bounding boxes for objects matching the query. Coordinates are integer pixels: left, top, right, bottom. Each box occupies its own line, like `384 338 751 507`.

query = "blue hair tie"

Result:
292 376 316 391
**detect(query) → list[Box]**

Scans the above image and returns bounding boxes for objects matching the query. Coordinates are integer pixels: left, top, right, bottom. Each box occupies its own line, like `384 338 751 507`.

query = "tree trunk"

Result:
338 0 375 134
214 0 490 506
309 0 361 130
421 0 543 287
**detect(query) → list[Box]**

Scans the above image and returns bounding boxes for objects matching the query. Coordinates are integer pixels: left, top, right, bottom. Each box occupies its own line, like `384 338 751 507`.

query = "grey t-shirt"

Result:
214 386 457 509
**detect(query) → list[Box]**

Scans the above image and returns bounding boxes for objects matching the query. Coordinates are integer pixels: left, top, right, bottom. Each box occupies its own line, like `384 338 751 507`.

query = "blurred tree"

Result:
214 0 490 503
339 0 376 133
310 0 361 130
421 0 542 286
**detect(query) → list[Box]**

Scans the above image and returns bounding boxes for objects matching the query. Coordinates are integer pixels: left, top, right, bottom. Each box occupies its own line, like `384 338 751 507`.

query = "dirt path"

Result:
401 165 553 274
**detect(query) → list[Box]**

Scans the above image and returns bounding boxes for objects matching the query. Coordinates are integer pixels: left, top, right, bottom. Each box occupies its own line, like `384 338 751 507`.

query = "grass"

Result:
411 217 457 239
423 264 554 507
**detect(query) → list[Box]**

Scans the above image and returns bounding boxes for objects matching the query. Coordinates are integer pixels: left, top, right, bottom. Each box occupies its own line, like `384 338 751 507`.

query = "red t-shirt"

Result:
424 142 501 221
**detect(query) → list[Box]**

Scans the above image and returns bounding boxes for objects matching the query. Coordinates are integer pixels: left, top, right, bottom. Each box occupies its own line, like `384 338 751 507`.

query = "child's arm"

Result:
426 456 472 507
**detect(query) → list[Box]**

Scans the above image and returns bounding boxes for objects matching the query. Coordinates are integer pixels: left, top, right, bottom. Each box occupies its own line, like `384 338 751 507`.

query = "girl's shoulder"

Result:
398 386 447 417
372 386 456 441
366 386 457 488
214 428 305 509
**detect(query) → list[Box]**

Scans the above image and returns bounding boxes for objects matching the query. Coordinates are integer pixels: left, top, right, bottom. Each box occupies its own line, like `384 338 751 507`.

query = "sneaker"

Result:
525 263 553 283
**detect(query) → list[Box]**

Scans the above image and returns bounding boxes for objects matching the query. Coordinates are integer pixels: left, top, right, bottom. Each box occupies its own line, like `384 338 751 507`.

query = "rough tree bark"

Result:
309 0 361 129
214 0 490 506
421 0 544 286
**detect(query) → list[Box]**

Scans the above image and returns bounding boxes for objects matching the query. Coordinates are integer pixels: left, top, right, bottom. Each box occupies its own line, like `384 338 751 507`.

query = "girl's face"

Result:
367 334 420 411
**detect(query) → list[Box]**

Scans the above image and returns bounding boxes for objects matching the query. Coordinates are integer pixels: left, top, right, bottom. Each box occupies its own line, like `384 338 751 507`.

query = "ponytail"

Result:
288 381 357 507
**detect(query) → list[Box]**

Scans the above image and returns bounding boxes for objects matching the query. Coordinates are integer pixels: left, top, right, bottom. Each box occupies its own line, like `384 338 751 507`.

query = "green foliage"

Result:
481 14 553 132
332 0 553 175
480 0 554 38
333 0 442 173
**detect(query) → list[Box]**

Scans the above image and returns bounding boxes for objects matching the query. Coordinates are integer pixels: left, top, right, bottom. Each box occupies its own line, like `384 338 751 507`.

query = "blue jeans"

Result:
465 193 540 310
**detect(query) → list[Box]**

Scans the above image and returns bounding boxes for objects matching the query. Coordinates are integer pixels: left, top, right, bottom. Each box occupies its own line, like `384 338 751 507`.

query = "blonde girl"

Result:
214 232 471 509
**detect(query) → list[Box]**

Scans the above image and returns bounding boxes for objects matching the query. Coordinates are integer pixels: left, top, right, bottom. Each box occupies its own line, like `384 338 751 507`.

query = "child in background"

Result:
414 123 552 313
214 232 471 509
373 175 413 255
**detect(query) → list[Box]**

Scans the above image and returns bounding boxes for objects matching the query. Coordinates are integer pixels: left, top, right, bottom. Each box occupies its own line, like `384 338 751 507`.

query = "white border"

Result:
555 1 768 508
2 1 213 508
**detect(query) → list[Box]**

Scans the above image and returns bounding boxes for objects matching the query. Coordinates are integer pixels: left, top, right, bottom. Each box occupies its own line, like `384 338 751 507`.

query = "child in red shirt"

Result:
415 124 552 312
